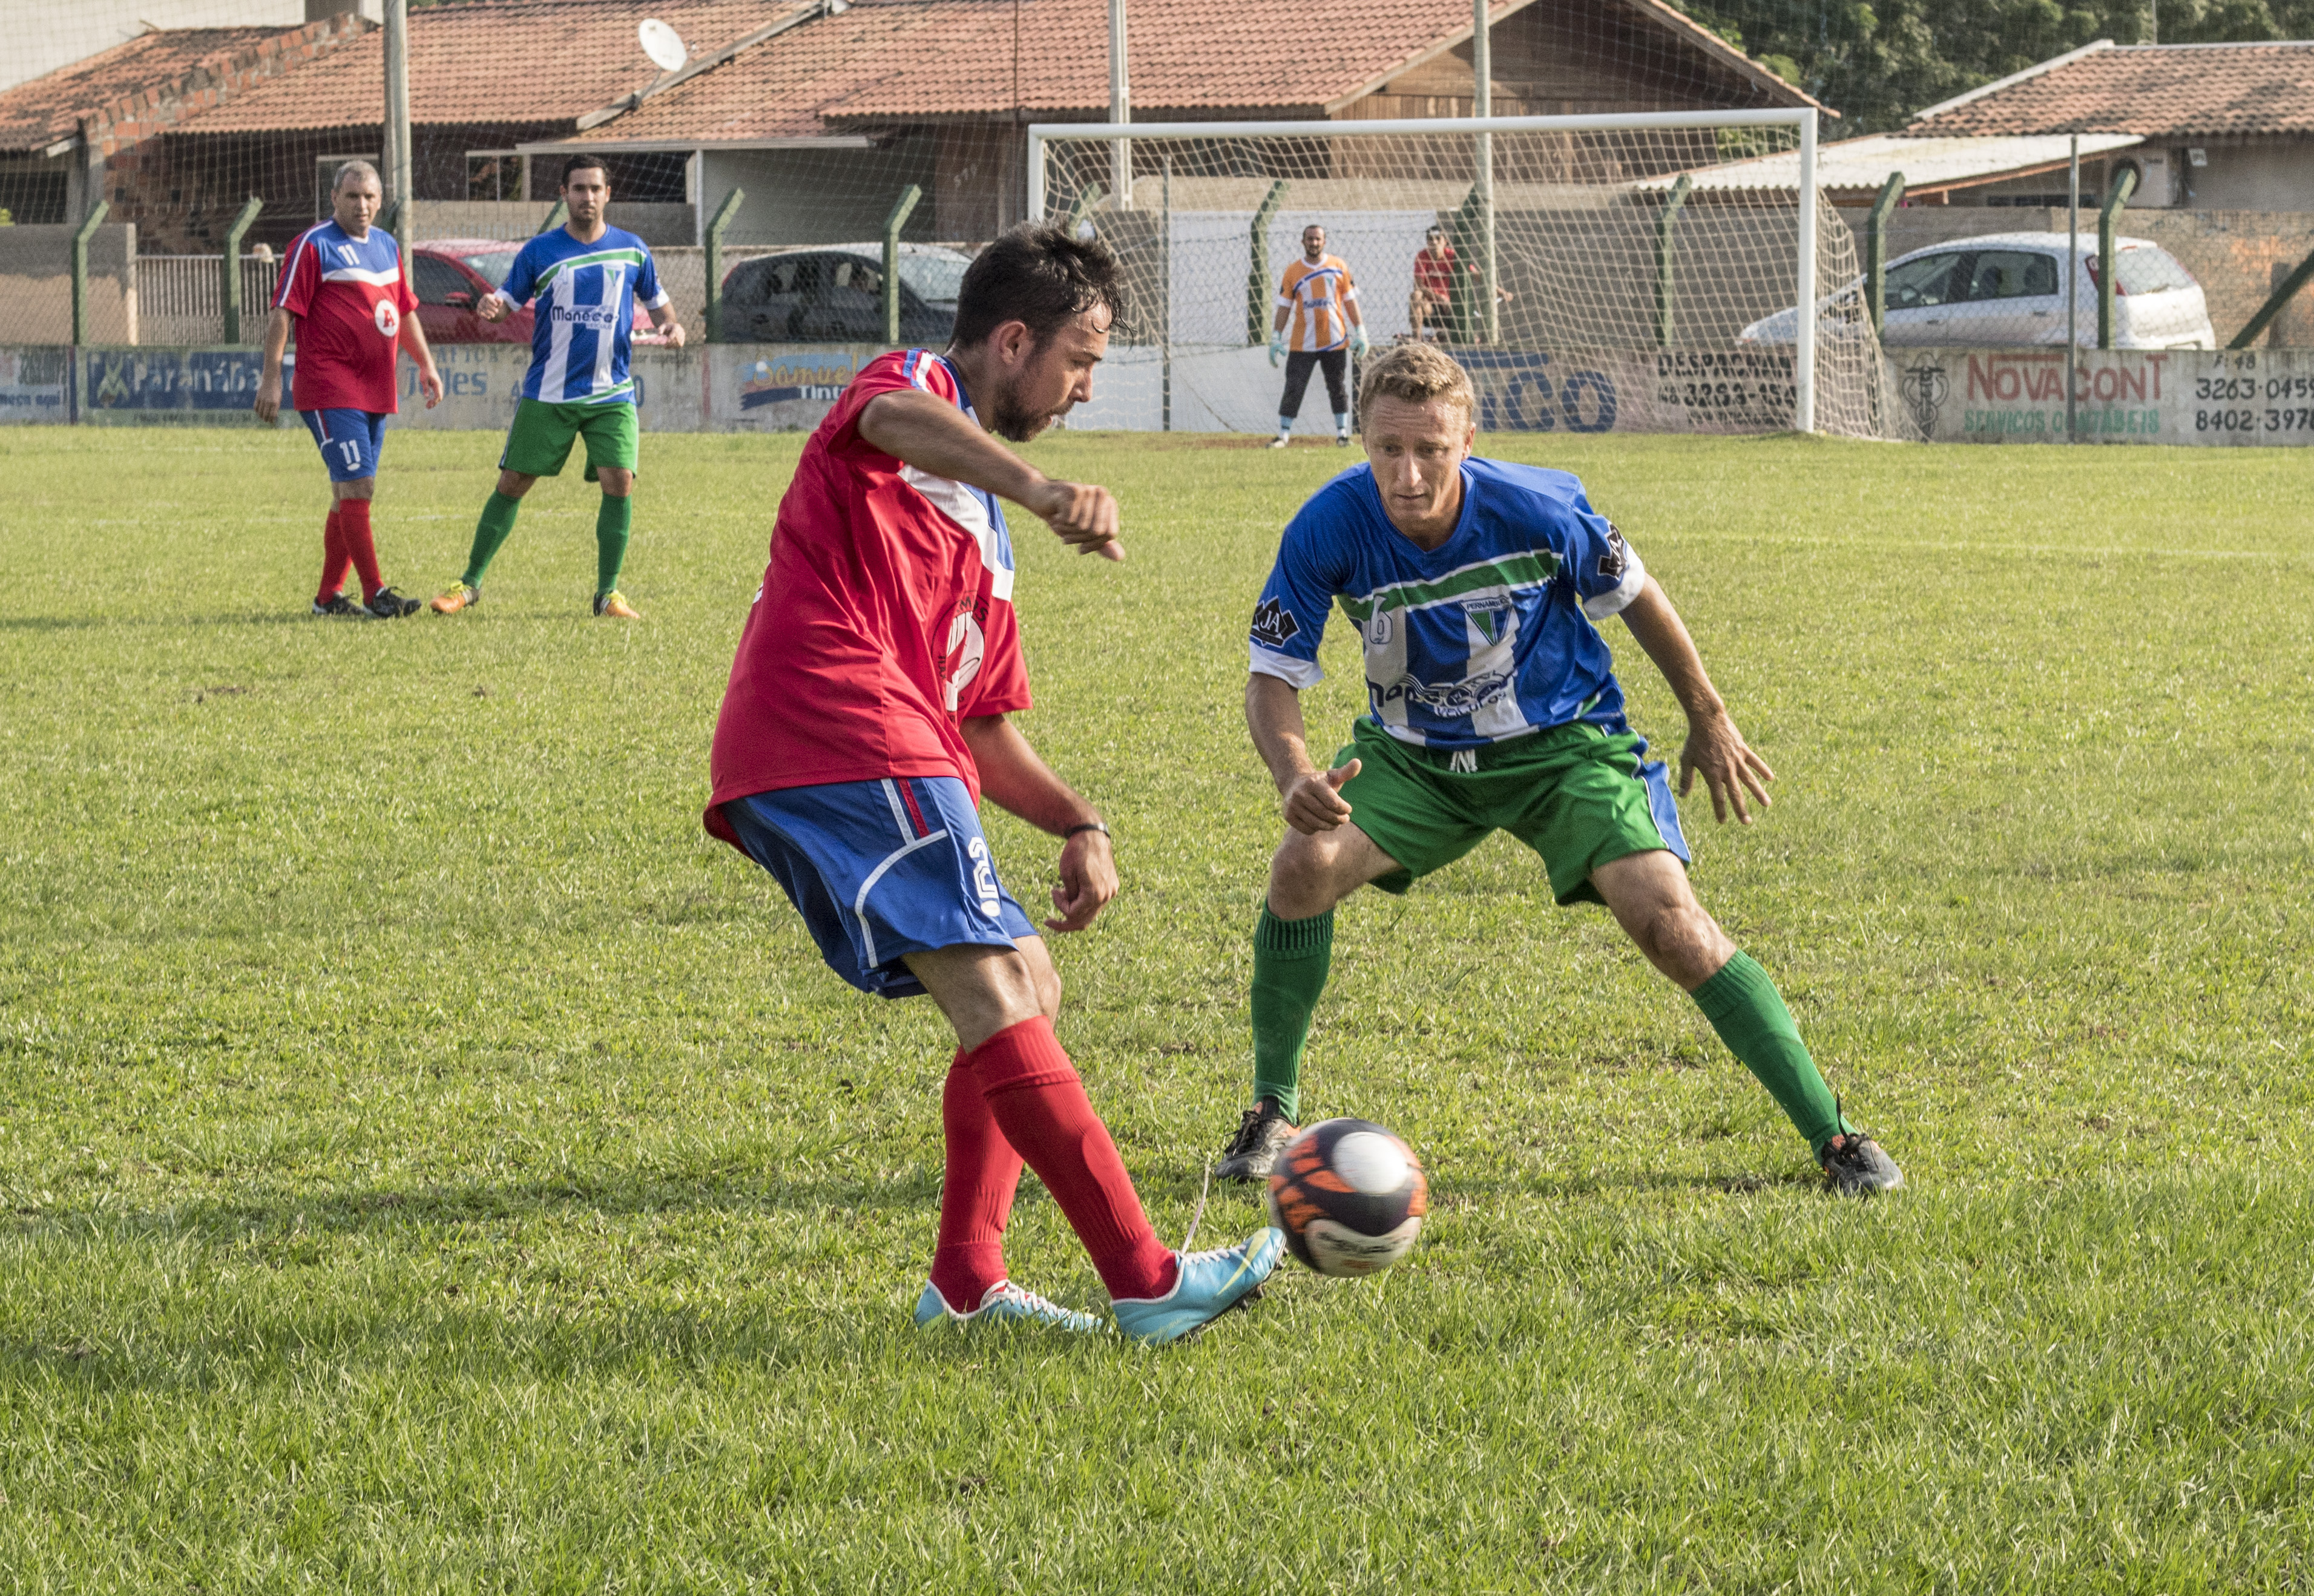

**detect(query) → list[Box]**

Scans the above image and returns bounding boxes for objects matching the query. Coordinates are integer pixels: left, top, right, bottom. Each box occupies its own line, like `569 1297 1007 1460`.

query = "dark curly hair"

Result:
952 222 1123 349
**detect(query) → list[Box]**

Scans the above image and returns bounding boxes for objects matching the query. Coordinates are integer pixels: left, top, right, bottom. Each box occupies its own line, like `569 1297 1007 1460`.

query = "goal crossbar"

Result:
1028 110 1823 433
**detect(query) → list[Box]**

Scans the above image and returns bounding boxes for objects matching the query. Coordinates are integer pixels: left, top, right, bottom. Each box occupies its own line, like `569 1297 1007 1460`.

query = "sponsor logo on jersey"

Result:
942 604 986 712
1251 596 1300 649
1378 668 1515 715
1598 522 1629 582
551 303 623 329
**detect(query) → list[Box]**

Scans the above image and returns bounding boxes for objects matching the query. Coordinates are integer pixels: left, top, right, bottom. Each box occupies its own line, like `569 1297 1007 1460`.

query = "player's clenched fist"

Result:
1028 478 1122 560
1281 758 1359 834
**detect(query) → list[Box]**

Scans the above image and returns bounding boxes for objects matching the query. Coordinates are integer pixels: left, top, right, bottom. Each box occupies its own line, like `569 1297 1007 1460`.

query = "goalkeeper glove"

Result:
1350 324 1369 355
1269 334 1286 367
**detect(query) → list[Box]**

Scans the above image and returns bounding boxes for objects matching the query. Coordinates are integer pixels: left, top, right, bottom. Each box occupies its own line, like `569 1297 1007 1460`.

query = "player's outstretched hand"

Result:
1047 828 1117 932
663 322 687 349
252 379 280 425
1678 708 1774 824
1283 758 1359 835
1027 479 1123 561
418 363 443 409
476 291 510 324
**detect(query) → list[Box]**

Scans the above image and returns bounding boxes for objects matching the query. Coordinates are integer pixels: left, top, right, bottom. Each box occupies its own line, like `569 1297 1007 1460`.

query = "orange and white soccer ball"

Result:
1265 1117 1428 1278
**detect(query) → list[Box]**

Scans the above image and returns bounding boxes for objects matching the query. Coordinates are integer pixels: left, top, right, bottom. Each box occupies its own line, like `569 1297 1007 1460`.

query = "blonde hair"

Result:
1357 341 1476 428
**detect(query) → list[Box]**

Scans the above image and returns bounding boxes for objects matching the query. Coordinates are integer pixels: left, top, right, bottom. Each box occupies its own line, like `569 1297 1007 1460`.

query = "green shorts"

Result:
1334 717 1690 905
499 398 638 483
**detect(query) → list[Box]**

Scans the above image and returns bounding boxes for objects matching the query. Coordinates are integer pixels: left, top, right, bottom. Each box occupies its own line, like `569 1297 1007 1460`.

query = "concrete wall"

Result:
2177 142 2314 212
0 224 138 345
697 147 942 250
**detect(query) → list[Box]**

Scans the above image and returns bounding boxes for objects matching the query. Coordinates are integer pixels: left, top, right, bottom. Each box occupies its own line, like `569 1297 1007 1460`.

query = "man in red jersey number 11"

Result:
254 159 441 620
705 224 1282 1346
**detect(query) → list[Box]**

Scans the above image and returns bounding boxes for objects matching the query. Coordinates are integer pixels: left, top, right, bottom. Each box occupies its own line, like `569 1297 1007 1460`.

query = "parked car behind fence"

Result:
1741 232 2215 350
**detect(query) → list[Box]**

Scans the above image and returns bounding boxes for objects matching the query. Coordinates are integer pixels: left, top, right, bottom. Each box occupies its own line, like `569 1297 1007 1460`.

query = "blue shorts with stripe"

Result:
300 407 388 482
720 777 1037 999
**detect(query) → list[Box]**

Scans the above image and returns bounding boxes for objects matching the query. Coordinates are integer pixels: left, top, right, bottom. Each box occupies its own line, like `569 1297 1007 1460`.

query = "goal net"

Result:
1030 114 1889 441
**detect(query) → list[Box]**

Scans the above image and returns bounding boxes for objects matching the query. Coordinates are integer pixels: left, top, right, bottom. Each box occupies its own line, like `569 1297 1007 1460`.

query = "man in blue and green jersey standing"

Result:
1215 342 1904 1197
434 153 685 621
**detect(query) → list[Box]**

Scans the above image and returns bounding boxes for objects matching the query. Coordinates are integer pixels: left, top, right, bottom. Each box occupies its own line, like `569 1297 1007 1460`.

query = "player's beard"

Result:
986 376 1056 443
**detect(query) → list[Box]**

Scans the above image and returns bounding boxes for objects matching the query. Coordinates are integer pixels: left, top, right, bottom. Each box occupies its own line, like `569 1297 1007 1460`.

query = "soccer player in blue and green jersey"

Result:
1216 341 1903 1196
433 153 684 620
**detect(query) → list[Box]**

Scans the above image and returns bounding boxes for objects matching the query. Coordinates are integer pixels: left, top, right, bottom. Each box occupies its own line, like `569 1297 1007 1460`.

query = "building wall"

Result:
2176 141 2314 212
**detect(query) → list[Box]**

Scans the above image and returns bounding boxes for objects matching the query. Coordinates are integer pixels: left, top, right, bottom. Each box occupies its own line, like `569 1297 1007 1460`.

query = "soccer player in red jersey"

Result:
705 224 1282 1344
254 159 442 620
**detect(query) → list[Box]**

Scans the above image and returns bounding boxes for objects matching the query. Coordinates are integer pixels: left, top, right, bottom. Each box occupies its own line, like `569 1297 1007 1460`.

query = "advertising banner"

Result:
20 341 2314 445
1885 347 2314 445
0 348 68 424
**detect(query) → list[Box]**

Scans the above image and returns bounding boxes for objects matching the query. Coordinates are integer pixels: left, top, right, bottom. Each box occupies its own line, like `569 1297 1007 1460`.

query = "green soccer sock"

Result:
1691 951 1854 1155
462 490 522 588
594 493 633 595
1250 906 1333 1121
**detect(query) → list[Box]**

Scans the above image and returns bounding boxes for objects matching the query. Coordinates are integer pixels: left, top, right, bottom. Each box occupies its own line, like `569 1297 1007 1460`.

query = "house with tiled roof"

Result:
522 0 1823 243
0 14 369 240
1904 40 2314 211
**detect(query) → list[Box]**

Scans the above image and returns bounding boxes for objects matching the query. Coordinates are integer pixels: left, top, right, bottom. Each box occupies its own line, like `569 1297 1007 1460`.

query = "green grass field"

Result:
3 422 2312 1591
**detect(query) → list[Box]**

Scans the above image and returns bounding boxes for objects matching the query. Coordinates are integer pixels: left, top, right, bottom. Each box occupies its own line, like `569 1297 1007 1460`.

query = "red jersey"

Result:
1413 244 1467 300
273 220 416 414
705 350 1031 846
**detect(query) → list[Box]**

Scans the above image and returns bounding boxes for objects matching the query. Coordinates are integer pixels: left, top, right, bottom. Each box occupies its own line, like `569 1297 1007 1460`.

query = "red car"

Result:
409 238 669 345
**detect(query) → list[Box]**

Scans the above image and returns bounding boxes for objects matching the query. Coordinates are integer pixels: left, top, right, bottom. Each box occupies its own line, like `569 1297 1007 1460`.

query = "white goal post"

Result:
1027 110 1874 439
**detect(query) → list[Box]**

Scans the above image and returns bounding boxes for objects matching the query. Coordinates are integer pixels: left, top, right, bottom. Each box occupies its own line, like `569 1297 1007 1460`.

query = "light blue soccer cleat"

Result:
1111 1228 1286 1347
913 1278 1102 1335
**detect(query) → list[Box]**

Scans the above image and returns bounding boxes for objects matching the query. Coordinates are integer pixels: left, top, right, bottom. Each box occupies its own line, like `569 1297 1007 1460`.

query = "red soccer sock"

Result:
967 1017 1177 1302
929 1047 1024 1311
338 498 383 603
315 507 351 604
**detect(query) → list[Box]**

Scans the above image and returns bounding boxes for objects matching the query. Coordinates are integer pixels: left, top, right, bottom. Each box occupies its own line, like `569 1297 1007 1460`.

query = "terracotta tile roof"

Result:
178 0 783 134
520 0 1815 147
0 27 286 153
1910 41 2314 138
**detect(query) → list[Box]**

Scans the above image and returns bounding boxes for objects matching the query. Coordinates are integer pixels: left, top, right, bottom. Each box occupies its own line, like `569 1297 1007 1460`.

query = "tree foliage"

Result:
1677 0 2314 131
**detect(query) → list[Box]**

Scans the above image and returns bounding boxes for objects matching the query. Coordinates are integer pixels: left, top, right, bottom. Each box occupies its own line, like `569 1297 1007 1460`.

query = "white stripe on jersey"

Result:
898 464 1016 602
319 265 401 286
590 265 622 396
538 274 574 400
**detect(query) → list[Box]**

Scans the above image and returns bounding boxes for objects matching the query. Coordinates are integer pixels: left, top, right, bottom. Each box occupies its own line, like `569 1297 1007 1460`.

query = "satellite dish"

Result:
639 18 688 73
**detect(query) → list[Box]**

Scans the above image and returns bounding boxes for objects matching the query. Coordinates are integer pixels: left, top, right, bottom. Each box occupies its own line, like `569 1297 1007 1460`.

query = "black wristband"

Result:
1065 821 1110 839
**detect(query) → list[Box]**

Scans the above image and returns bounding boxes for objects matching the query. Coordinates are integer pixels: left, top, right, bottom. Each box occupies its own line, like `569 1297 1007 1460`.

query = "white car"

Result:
1740 232 2215 350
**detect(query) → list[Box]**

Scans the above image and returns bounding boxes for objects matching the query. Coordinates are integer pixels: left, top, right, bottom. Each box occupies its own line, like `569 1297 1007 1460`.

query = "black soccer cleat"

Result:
365 586 422 620
311 594 369 620
1215 1099 1299 1183
1821 1131 1904 1196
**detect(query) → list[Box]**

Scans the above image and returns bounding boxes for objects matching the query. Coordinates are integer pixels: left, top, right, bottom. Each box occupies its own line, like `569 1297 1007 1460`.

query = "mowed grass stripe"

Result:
1 427 2310 1591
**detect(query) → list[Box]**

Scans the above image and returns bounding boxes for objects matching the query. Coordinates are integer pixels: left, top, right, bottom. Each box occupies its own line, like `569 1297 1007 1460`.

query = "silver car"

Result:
1740 231 2215 350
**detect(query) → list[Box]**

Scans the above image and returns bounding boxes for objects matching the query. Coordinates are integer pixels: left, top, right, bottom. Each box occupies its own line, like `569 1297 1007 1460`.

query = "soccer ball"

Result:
1265 1118 1428 1278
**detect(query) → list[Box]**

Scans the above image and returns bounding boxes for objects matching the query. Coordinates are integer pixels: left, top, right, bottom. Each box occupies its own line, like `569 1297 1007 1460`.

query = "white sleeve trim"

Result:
1341 286 1359 301
642 289 671 309
1249 644 1324 688
1579 547 1648 621
1275 294 1294 307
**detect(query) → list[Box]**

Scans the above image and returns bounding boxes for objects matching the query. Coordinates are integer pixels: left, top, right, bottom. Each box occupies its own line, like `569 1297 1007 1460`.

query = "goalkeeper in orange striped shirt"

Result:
1267 224 1367 448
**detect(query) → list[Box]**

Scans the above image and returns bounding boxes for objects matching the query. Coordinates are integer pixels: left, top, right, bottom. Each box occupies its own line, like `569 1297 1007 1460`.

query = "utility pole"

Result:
2066 135 2079 442
383 0 412 251
1472 0 1496 342
1108 0 1132 208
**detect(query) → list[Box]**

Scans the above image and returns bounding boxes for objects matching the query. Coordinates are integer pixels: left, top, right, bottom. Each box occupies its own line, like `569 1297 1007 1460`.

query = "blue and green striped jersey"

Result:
1249 458 1647 749
501 225 668 406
